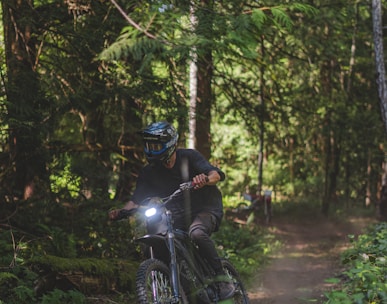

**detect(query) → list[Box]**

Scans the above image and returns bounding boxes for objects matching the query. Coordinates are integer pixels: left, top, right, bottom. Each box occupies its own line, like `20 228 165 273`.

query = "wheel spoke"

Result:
147 269 171 302
222 260 250 304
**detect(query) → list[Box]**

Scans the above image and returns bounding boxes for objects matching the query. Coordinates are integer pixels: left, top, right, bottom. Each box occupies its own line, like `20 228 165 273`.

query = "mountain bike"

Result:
114 181 250 304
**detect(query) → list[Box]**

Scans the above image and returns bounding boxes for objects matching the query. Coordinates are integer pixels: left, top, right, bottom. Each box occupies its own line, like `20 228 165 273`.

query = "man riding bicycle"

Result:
109 121 235 300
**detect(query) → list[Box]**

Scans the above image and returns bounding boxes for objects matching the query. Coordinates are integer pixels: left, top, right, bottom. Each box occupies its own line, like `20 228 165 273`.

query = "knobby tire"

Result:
221 259 250 304
136 258 188 304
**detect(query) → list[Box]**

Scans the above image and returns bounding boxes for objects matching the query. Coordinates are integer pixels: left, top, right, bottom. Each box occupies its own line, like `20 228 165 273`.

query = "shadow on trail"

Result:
246 208 377 304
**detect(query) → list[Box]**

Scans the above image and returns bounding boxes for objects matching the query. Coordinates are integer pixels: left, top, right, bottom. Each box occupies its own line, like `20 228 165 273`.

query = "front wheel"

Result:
136 258 188 304
221 259 250 304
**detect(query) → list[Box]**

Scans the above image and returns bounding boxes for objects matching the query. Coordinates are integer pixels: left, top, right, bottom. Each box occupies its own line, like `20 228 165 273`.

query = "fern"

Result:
0 271 18 284
99 26 165 62
251 3 317 33
9 285 36 303
290 3 318 16
271 7 294 31
0 268 38 304
36 224 77 258
251 9 267 30
41 289 85 304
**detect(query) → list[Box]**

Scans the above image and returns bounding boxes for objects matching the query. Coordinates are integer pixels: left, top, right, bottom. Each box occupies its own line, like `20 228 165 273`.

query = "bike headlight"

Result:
145 207 157 218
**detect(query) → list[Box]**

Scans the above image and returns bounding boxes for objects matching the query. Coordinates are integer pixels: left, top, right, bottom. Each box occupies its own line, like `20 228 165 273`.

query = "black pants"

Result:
188 212 223 274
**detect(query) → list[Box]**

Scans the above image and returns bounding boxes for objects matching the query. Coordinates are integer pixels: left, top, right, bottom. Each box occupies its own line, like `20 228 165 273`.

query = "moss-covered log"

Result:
28 255 139 295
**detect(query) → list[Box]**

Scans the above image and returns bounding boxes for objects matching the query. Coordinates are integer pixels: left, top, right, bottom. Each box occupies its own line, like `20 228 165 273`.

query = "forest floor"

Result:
245 206 377 304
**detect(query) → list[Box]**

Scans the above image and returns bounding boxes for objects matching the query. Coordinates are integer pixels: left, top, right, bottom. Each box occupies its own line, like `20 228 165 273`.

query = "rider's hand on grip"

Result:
109 208 137 221
192 174 209 189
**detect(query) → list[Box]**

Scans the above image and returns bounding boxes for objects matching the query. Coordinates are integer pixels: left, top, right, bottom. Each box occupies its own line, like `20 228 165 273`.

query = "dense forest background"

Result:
0 0 386 302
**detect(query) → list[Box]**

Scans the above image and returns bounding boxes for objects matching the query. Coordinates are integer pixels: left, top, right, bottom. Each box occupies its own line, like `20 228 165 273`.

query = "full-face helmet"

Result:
140 121 178 163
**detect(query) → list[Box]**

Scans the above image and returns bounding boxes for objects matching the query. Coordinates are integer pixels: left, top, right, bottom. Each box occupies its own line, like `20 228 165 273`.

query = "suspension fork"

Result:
166 210 181 302
147 247 159 301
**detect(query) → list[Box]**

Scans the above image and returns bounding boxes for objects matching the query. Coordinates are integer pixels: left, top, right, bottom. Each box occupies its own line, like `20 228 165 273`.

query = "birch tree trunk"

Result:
372 0 387 219
188 3 197 149
372 0 387 134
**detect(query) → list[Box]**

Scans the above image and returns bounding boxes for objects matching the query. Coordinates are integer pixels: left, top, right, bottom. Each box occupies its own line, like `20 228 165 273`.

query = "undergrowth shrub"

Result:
0 267 37 304
324 222 387 304
41 289 86 304
0 193 279 302
213 216 279 284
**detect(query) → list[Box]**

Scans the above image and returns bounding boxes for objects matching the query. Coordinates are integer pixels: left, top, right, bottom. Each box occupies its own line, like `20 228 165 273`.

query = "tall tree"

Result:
372 0 387 218
194 0 214 159
372 0 387 136
188 2 198 150
2 0 49 200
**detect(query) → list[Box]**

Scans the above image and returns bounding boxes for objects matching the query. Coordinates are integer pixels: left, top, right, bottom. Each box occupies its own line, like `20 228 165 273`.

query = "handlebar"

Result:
161 181 195 204
114 181 197 221
114 208 138 221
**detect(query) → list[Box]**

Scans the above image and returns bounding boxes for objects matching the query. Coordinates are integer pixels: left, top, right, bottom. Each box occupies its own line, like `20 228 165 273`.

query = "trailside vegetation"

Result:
0 0 386 302
324 222 387 303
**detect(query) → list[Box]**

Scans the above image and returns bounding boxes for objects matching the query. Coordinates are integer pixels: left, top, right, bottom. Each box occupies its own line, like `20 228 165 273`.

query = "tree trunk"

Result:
114 97 143 202
194 0 213 159
196 54 212 159
2 0 49 200
81 106 111 199
322 112 331 216
257 36 265 192
372 0 387 134
372 0 387 218
188 3 197 149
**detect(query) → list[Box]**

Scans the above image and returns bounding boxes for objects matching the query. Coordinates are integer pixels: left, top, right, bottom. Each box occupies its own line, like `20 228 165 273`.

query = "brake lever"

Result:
180 176 209 191
179 181 195 191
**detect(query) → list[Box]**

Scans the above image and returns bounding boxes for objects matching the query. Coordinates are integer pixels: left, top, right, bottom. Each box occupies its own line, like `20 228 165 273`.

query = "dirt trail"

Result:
247 212 376 304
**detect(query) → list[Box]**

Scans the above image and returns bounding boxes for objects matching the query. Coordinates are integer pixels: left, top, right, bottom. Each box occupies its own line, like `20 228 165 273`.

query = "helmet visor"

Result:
144 141 168 156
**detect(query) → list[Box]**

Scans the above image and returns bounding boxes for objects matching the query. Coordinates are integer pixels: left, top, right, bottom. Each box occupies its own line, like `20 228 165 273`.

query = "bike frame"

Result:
165 209 182 303
137 209 217 303
137 207 185 303
119 182 248 303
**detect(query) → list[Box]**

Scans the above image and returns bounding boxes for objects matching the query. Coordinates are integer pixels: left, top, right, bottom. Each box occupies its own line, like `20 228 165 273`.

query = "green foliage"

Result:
0 270 85 304
6 285 36 304
99 27 166 62
41 289 86 304
0 267 38 304
36 225 77 258
324 223 387 303
0 271 20 300
0 231 18 266
30 255 116 277
271 7 294 30
49 157 81 199
214 217 280 281
0 194 141 299
251 9 267 30
0 0 386 301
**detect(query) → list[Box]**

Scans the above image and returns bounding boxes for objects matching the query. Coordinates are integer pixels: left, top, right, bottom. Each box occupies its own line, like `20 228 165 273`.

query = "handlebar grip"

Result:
190 176 209 188
115 208 137 220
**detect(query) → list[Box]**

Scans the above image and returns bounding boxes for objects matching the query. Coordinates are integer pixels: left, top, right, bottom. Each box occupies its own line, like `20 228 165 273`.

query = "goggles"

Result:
144 141 167 156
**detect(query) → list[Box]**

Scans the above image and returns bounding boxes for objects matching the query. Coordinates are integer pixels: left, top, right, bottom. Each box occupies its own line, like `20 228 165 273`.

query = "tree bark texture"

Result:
372 0 387 217
372 0 387 135
2 0 49 200
194 0 213 160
